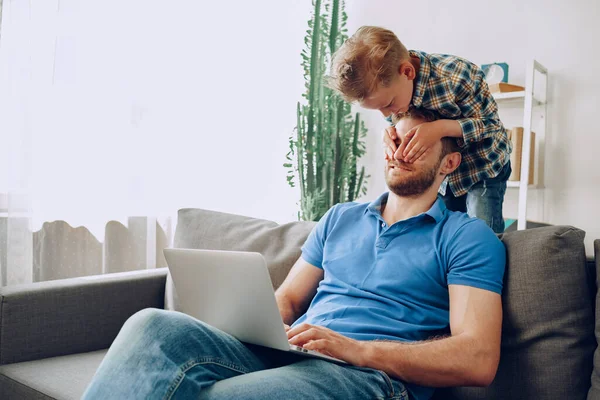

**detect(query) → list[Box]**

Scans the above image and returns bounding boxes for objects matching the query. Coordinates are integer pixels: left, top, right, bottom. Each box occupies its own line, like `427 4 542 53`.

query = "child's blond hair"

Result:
328 26 409 102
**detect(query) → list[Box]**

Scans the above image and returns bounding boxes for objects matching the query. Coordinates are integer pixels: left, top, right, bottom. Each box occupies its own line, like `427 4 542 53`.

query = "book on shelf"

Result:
508 127 535 185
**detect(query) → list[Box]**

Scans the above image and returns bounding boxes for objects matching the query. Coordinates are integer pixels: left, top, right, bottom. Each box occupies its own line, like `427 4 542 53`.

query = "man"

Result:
83 108 506 400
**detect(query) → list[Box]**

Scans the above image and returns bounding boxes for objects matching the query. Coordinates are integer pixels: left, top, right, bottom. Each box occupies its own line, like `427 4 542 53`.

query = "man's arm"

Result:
359 285 502 387
275 257 324 325
288 284 502 387
278 204 340 325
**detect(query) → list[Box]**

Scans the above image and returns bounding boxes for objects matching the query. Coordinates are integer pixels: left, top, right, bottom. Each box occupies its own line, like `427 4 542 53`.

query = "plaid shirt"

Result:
394 50 512 197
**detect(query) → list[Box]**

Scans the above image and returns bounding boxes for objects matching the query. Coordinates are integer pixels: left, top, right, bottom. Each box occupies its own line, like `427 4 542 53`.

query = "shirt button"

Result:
381 222 386 227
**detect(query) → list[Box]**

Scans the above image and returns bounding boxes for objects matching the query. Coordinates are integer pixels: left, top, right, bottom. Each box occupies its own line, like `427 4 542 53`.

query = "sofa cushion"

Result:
445 226 595 400
166 208 315 310
588 239 600 400
0 350 107 400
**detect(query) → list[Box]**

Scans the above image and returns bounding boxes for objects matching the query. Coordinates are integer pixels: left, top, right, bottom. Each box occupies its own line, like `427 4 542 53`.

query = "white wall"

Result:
345 0 600 255
0 0 313 237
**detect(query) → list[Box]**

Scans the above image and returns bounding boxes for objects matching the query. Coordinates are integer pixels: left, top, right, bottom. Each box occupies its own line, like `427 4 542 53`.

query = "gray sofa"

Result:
1 208 599 400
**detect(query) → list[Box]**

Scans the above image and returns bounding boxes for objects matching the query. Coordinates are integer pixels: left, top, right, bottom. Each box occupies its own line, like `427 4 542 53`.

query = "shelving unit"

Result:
492 60 548 230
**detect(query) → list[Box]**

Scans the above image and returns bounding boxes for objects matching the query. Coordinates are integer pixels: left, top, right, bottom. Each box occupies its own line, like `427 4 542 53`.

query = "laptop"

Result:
163 248 346 364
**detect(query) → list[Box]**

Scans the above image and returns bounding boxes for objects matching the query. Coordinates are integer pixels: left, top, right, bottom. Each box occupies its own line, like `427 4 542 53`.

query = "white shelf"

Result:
493 91 544 105
493 91 526 100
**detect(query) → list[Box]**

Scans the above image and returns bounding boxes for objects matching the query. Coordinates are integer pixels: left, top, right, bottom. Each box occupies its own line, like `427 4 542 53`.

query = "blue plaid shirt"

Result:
392 50 512 197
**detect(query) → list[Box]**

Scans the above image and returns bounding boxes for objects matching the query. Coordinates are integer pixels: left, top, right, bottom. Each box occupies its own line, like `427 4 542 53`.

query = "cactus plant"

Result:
285 0 369 221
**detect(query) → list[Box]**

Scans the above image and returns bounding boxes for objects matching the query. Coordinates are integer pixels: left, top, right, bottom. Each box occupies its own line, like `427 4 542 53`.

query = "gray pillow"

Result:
165 208 315 311
588 239 600 400
443 226 595 400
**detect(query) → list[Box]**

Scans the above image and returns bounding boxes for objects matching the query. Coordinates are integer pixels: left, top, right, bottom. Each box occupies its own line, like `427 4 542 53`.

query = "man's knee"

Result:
123 308 170 331
123 308 222 344
122 308 193 341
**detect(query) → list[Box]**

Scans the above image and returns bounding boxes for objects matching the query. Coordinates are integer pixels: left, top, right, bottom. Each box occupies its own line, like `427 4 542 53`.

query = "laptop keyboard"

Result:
289 344 347 364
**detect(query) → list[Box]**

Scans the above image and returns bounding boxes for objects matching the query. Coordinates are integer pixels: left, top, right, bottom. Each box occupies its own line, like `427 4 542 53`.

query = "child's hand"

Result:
383 126 398 161
398 121 443 163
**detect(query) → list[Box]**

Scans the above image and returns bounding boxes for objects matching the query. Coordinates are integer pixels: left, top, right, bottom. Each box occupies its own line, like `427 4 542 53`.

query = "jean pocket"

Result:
373 369 409 400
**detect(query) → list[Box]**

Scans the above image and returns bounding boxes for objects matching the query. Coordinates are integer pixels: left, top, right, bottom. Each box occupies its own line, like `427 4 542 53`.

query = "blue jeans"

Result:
441 162 511 234
83 309 409 400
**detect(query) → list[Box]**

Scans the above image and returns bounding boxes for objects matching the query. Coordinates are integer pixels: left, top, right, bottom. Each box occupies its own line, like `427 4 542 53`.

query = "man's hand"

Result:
398 120 444 163
287 323 366 366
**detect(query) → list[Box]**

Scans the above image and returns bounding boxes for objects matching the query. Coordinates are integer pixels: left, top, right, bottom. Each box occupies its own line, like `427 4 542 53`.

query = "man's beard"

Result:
385 158 441 197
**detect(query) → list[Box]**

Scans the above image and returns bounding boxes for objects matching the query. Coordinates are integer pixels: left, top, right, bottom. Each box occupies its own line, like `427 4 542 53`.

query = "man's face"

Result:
385 118 444 197
359 72 414 118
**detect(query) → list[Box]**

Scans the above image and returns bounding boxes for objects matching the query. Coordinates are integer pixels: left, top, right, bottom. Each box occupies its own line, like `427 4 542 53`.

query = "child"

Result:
328 26 512 233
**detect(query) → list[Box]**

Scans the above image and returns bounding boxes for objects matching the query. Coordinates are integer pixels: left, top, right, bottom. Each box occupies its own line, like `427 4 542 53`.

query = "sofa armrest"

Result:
596 239 600 304
596 239 600 276
0 268 167 365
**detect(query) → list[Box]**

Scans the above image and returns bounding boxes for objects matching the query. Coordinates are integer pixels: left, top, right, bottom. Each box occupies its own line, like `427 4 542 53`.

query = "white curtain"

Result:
0 0 310 286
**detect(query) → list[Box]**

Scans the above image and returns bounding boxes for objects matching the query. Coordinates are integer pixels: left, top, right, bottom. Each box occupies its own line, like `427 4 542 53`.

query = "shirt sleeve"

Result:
453 60 506 147
446 219 506 294
300 206 338 269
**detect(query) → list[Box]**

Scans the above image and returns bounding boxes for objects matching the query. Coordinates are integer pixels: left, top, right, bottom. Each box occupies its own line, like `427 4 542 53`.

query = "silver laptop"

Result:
163 248 346 364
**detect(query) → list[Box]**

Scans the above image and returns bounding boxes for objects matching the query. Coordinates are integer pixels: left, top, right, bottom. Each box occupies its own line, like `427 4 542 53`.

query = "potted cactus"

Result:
285 0 369 221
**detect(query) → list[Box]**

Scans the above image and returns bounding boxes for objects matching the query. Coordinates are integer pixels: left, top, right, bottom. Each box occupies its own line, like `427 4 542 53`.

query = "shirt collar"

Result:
365 192 389 216
409 50 430 109
426 196 446 223
365 192 447 223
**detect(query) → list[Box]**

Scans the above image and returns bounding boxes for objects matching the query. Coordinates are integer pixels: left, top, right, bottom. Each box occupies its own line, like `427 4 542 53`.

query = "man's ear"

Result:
397 61 416 80
439 152 462 176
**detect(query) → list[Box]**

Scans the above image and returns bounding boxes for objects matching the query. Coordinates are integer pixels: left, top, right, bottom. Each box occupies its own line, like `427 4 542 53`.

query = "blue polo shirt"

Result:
293 193 506 400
